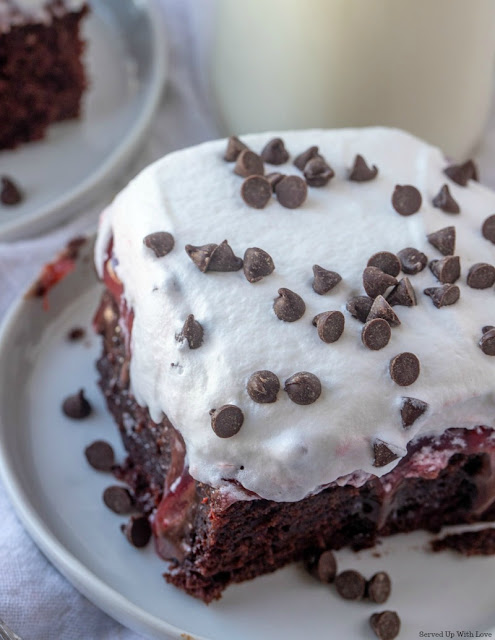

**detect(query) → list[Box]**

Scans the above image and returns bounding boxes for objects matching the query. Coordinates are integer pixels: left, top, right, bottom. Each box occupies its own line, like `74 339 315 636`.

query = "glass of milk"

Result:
211 0 495 158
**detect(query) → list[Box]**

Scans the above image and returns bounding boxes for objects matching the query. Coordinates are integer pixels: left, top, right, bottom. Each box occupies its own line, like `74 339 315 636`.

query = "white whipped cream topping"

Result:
95 128 495 502
0 0 86 30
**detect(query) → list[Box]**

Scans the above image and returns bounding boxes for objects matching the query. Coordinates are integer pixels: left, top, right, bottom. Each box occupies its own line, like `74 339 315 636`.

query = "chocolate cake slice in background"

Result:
0 0 89 150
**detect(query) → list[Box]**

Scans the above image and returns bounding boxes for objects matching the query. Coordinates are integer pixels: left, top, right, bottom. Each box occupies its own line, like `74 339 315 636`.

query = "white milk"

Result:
211 0 495 158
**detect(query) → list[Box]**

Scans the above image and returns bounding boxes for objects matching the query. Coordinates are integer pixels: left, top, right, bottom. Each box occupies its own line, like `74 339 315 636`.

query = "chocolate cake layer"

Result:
95 290 495 603
0 3 88 150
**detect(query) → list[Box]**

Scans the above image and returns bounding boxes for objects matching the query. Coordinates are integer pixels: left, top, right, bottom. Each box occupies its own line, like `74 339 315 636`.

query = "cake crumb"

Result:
431 528 495 556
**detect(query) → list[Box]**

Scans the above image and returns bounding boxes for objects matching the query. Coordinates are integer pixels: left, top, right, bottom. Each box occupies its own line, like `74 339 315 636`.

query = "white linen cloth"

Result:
1 0 495 637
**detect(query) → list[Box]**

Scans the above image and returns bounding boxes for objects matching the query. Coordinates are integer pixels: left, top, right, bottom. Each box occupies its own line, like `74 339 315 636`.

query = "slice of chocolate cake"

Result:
0 0 89 150
93 128 495 602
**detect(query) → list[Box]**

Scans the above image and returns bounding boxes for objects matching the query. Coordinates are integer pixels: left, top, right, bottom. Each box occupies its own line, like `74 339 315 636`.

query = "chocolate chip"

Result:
387 278 417 307
178 314 204 349
400 397 428 429
389 352 420 386
62 389 92 419
84 440 115 471
370 611 401 640
143 232 175 258
312 265 342 295
210 405 244 438
367 572 392 604
367 295 401 326
312 311 345 344
284 372 321 405
392 184 422 215
1 176 23 205
432 184 460 214
467 263 495 289
424 284 460 308
261 137 289 165
304 157 334 187
479 329 495 356
362 318 391 351
247 370 280 403
367 252 401 277
243 247 275 283
335 570 366 600
273 288 306 322
67 327 85 341
346 296 374 323
294 146 320 171
482 325 495 334
429 255 461 284
348 154 378 182
304 549 337 583
427 226 456 256
224 136 248 162
266 172 285 191
122 515 151 548
234 150 264 177
185 243 217 272
373 440 399 467
397 247 428 275
482 215 495 244
444 159 478 186
363 267 398 298
241 175 272 209
185 240 243 272
103 486 134 514
275 175 308 208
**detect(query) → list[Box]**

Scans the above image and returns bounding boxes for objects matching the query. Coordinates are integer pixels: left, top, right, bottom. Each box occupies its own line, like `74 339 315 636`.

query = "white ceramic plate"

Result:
0 237 494 640
0 0 166 242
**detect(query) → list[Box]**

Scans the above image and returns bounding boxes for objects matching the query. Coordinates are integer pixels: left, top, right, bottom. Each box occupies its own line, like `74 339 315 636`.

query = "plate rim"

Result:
0 0 168 243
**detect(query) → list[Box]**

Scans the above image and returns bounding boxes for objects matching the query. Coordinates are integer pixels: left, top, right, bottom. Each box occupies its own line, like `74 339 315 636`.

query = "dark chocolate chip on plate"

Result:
367 295 401 327
361 318 391 351
284 371 321 405
303 157 334 187
348 154 378 182
467 263 495 289
62 389 92 419
479 329 495 356
369 611 401 640
367 572 392 604
312 264 342 295
400 397 428 429
103 485 134 514
294 146 320 171
432 184 460 214
387 278 417 307
312 311 345 344
427 225 456 256
143 232 175 258
389 352 420 386
122 515 152 548
429 255 461 284
1 176 23 205
210 405 244 438
234 149 264 177
224 136 248 162
243 247 275 283
346 296 374 323
391 184 422 215
178 314 204 349
397 247 428 275
84 440 115 471
266 172 285 191
334 570 366 600
363 267 398 299
424 284 460 308
482 215 495 244
247 370 280 404
241 175 272 209
373 440 399 467
275 175 308 209
367 252 401 277
444 159 478 186
304 549 337 583
261 137 289 165
273 288 306 322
